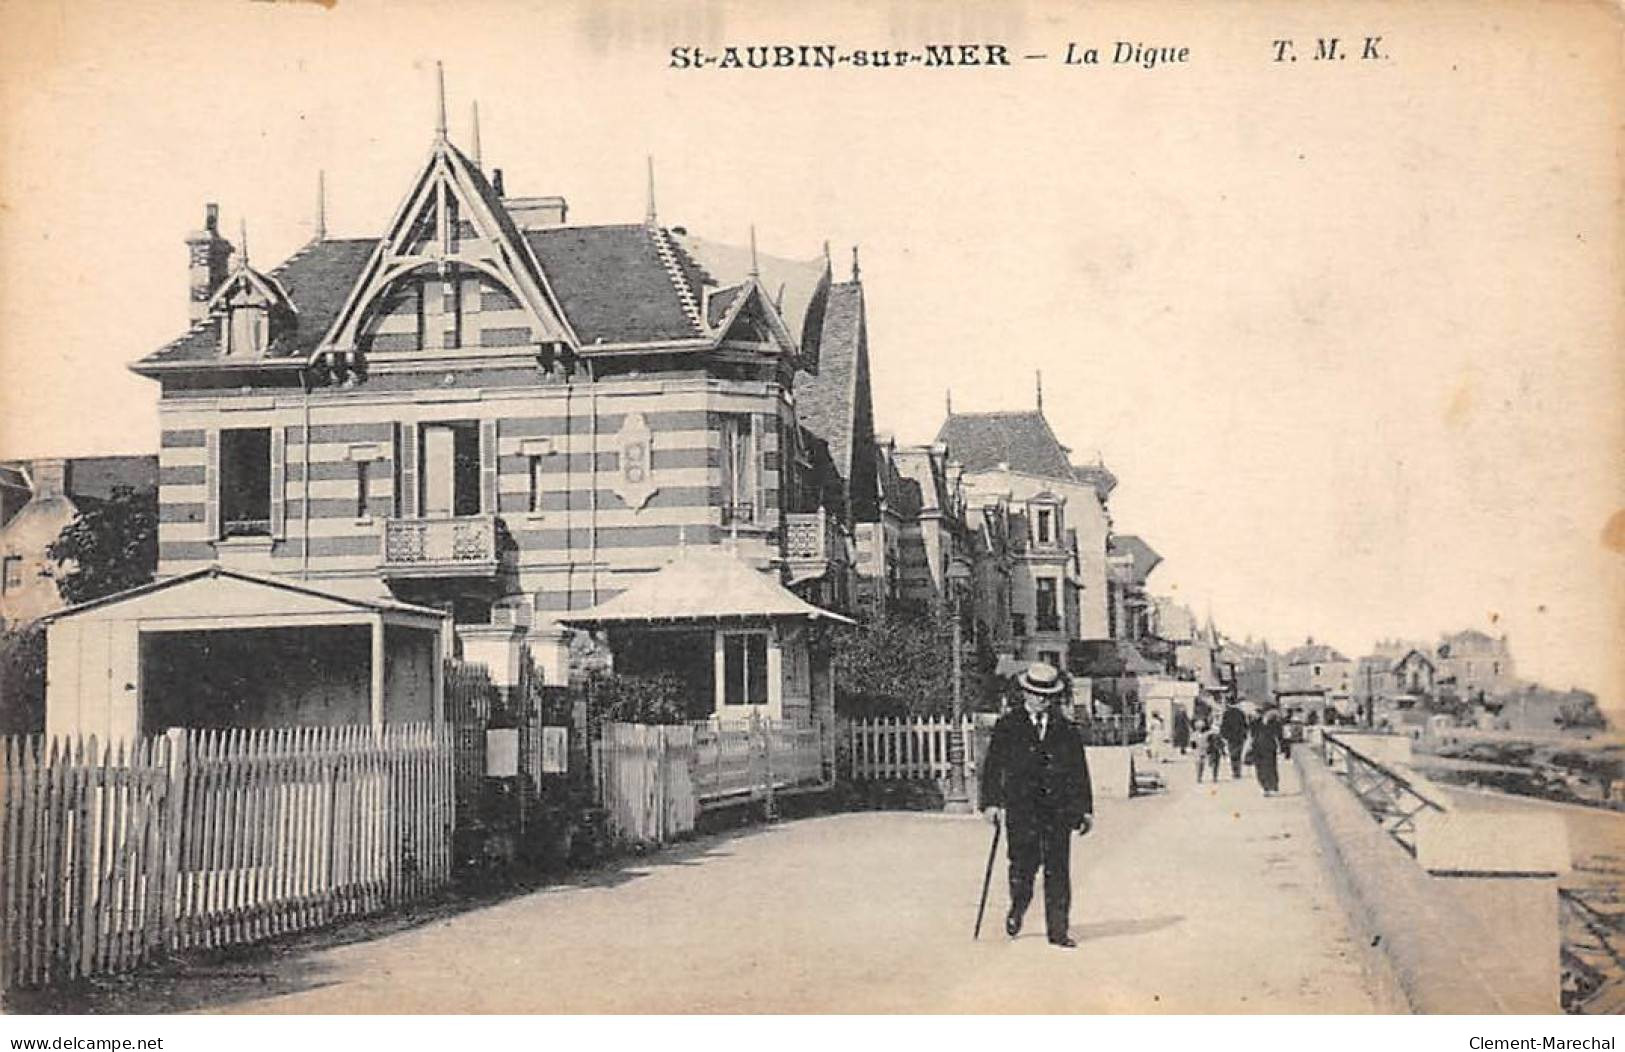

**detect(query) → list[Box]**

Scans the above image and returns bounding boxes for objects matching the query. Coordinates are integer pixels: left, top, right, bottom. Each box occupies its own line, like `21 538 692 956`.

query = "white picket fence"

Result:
846 717 979 781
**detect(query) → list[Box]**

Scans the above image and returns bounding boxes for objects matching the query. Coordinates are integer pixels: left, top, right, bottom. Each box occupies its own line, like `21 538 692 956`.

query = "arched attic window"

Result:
356 261 533 354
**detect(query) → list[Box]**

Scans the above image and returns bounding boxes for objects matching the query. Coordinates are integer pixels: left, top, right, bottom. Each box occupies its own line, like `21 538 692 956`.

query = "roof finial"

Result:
822 240 832 269
239 218 249 268
851 244 861 282
748 224 760 279
434 61 447 139
946 388 954 416
1036 369 1044 412
315 170 326 241
470 100 482 167
645 156 657 227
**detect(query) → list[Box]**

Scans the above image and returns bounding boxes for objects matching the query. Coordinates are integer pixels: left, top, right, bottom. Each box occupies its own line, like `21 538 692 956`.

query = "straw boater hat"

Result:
1017 661 1067 696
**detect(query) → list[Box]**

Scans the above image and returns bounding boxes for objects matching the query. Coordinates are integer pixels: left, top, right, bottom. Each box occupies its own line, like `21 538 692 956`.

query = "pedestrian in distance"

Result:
1219 700 1249 779
1173 706 1191 755
1195 720 1223 783
1250 707 1285 795
979 661 1095 949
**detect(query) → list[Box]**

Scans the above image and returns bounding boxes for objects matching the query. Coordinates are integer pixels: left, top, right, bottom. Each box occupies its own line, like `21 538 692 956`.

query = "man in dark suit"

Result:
978 661 1094 949
1219 701 1249 779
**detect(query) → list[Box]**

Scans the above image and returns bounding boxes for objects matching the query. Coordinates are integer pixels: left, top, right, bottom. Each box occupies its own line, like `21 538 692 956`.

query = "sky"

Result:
0 0 1620 710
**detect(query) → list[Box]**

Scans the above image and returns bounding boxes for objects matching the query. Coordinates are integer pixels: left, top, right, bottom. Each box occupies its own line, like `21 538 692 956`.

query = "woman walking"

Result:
1250 708 1285 795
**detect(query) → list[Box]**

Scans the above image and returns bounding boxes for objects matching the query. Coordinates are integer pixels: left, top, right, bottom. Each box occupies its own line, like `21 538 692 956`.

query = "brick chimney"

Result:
185 203 233 324
30 458 68 501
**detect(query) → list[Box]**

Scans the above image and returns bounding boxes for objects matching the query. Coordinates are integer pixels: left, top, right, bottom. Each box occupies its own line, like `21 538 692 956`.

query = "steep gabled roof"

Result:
794 281 868 483
935 411 1076 481
524 225 708 345
135 238 378 370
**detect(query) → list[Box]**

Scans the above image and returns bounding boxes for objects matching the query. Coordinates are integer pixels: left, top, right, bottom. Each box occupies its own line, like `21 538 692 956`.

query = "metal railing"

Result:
1320 731 1447 855
380 514 501 576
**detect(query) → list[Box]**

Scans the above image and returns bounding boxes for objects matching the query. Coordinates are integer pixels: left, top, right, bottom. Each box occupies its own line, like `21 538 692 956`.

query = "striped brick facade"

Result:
157 374 796 625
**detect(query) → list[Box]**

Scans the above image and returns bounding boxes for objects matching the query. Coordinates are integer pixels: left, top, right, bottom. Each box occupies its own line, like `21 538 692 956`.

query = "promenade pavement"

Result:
40 751 1384 1014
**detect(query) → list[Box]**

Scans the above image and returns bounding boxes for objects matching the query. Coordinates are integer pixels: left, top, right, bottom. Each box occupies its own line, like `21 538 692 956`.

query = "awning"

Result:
558 546 854 628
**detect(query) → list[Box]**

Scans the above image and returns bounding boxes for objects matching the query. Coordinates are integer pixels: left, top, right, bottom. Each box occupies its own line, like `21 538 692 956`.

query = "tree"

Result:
47 485 158 605
827 604 987 717
0 621 47 734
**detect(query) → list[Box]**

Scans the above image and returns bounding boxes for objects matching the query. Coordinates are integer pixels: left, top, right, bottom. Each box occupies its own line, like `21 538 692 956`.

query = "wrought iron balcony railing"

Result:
783 510 846 584
380 514 503 579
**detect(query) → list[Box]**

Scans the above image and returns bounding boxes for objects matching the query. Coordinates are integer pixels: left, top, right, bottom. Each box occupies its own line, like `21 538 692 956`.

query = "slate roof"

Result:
524 225 707 346
1107 534 1163 583
0 456 158 502
65 456 158 500
135 238 379 370
1072 461 1118 499
706 284 746 328
892 447 949 516
935 411 1076 481
875 448 921 520
674 234 828 347
793 281 866 477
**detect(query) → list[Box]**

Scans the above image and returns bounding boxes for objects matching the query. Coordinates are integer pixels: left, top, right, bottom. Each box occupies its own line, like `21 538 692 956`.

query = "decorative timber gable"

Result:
316 136 575 373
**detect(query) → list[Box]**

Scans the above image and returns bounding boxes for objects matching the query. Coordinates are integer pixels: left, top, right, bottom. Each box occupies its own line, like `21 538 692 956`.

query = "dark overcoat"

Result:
978 708 1094 828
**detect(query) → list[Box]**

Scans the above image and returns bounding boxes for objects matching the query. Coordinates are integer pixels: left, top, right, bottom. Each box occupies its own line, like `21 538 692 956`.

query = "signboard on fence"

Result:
541 726 568 774
486 727 519 777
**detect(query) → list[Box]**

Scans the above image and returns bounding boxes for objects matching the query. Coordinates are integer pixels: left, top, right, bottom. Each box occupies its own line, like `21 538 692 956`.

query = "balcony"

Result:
380 514 503 579
783 510 846 586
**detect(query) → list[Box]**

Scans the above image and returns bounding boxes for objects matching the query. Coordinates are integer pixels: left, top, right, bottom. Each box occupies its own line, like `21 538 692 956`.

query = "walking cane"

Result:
973 812 1002 940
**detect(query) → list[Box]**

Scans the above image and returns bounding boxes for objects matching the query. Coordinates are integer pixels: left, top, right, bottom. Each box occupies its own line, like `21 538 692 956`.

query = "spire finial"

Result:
239 218 249 268
645 156 657 227
315 170 326 241
822 240 831 268
851 244 861 282
1036 369 1044 411
434 61 447 139
470 100 482 167
946 389 954 416
748 225 760 279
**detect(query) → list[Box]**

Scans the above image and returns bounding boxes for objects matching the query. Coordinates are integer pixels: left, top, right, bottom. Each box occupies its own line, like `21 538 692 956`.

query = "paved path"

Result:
70 755 1383 1013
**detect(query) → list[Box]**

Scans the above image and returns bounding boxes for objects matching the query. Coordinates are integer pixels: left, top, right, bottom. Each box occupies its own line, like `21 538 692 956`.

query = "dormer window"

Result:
1036 508 1054 545
226 295 269 356
209 263 295 358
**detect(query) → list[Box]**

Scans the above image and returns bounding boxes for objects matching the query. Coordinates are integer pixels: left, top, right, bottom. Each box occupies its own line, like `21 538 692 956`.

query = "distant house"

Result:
1277 638 1353 712
0 456 157 627
937 402 1113 666
1435 629 1516 700
1392 649 1436 695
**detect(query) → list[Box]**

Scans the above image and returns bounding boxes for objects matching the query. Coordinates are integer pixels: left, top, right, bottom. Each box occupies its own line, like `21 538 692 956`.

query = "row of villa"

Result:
7 95 1179 744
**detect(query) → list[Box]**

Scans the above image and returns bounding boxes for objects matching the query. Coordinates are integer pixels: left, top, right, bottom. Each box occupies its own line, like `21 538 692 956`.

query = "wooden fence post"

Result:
158 727 188 951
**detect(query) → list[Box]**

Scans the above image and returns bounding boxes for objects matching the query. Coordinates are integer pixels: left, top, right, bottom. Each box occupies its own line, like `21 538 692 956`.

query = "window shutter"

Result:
270 427 287 538
204 429 220 540
751 415 765 525
480 420 498 514
401 422 418 518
